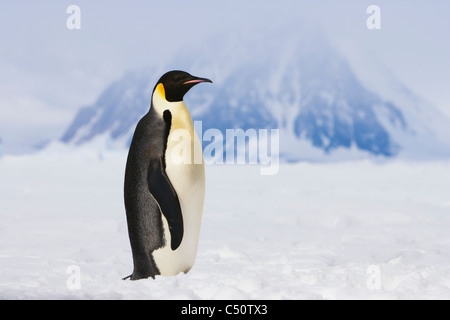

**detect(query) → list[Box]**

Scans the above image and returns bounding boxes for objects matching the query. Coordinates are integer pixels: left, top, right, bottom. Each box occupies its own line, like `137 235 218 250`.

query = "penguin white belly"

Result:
152 101 205 276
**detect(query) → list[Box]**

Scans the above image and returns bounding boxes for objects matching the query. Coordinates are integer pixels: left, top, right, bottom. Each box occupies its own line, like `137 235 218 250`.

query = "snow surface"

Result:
1 150 450 300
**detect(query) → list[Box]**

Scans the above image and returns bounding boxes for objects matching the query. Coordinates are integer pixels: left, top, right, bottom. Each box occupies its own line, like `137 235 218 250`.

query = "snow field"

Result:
1 152 450 299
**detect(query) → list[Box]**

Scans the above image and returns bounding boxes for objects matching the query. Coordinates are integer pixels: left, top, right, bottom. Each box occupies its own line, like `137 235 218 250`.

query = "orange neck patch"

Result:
156 83 166 100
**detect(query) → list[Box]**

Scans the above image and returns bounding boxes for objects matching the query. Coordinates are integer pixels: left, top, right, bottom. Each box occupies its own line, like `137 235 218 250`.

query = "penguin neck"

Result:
151 83 193 130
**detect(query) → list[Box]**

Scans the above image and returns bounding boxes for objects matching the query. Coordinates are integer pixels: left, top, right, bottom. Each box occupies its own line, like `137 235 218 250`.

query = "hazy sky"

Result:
0 1 449 154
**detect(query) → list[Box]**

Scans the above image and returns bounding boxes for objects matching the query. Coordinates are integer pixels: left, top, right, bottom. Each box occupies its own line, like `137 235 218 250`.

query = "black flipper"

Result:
148 158 183 250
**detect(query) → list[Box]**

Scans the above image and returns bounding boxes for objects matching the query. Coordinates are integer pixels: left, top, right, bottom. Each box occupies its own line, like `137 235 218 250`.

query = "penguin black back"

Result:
124 108 167 279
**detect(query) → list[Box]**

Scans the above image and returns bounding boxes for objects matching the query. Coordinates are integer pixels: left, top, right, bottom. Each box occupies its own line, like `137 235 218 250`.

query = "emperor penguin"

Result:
124 70 212 280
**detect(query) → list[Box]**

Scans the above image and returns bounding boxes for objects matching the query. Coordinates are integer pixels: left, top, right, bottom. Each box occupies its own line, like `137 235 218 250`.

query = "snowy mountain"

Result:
61 24 450 161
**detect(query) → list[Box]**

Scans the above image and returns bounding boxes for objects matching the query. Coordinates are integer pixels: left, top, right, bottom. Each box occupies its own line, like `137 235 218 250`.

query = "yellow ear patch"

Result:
156 83 166 100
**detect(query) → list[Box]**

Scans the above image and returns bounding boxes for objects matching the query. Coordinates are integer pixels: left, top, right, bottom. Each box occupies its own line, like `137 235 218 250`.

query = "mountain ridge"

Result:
60 25 450 161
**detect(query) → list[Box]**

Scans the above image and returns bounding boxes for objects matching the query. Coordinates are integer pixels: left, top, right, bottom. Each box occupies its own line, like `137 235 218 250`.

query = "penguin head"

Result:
154 70 212 102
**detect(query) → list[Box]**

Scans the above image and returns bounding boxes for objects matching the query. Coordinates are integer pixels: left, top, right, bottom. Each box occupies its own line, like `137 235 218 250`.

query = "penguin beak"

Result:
183 76 213 85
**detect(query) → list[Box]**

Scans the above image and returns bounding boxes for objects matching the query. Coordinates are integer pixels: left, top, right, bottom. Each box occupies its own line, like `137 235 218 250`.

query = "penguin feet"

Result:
122 272 156 281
